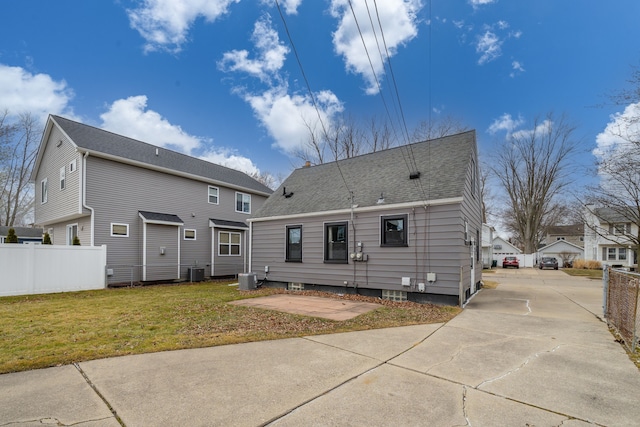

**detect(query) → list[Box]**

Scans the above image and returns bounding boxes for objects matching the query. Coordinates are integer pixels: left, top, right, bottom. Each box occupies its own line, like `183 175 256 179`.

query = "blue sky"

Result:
1 0 639 189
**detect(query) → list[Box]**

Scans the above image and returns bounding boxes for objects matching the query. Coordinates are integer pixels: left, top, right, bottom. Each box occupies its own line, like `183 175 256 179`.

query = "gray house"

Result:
0 226 43 244
31 115 272 284
248 131 482 305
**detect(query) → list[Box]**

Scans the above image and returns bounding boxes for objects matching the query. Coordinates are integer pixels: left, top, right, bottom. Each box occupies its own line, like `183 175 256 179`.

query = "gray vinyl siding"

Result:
144 223 180 281
460 153 483 292
34 127 83 225
212 229 247 276
44 216 91 246
251 203 472 296
85 156 265 283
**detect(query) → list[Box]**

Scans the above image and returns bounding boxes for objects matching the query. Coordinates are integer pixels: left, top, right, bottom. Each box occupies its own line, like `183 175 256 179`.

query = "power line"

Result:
274 0 352 196
347 0 415 176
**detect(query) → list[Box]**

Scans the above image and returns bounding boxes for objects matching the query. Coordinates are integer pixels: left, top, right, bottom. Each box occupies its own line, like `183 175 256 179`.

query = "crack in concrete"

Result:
421 335 517 376
72 363 125 427
462 386 471 426
0 416 115 426
477 344 563 389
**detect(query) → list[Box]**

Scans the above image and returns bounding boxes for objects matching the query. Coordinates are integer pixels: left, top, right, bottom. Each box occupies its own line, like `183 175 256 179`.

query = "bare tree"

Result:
0 111 40 226
365 116 394 153
491 113 580 253
582 65 640 259
479 160 495 224
411 115 469 142
249 170 279 190
298 113 469 166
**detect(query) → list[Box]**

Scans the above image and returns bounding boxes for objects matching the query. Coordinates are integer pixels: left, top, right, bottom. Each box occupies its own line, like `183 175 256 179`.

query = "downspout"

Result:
350 191 357 294
82 152 95 246
248 221 253 276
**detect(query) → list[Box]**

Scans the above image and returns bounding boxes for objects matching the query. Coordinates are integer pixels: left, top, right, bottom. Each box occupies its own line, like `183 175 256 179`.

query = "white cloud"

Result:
471 21 521 66
469 0 497 7
127 0 239 53
220 14 344 155
511 119 553 141
510 60 525 77
0 64 75 122
594 102 640 159
476 30 502 65
243 86 344 154
99 95 260 174
200 148 259 175
330 0 421 95
488 113 524 136
100 95 202 153
262 0 302 15
218 15 289 83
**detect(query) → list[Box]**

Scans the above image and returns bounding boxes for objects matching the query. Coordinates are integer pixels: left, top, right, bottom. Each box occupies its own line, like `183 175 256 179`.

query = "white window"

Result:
41 178 48 204
184 229 196 240
219 231 241 256
619 248 627 260
69 159 77 173
603 247 628 262
609 223 629 235
236 192 251 214
208 186 219 204
66 224 78 245
111 223 129 237
60 166 66 190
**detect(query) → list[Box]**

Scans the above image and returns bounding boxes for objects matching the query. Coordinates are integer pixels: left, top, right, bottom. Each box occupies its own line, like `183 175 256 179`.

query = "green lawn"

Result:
562 268 603 279
0 281 459 374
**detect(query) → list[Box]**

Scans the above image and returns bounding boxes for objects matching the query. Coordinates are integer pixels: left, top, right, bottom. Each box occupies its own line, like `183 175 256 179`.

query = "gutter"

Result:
82 151 95 246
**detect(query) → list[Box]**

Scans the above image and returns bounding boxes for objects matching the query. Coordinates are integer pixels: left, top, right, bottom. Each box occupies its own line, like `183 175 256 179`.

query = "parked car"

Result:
503 256 519 269
539 257 559 270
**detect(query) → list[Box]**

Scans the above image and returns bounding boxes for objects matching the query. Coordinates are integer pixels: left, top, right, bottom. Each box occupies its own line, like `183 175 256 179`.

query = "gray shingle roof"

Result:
0 226 43 238
252 130 476 219
139 211 184 224
210 218 249 229
595 207 636 223
51 115 273 196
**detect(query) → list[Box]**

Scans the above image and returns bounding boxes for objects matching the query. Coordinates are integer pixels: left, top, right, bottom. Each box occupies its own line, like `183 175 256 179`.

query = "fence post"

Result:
459 266 464 308
633 279 639 352
602 266 609 319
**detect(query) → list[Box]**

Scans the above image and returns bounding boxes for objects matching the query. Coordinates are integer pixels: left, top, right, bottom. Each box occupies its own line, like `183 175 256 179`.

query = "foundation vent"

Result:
288 282 304 291
382 290 407 302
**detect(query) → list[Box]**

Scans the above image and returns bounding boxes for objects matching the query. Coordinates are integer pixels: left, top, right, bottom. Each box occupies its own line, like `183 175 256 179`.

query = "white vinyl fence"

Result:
0 244 107 297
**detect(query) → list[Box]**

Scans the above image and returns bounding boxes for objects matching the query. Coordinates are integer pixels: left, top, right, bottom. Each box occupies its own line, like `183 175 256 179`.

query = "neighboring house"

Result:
492 236 522 260
544 224 584 248
537 240 584 267
481 223 495 268
31 115 272 284
0 226 43 244
491 236 533 266
249 131 483 306
584 207 638 268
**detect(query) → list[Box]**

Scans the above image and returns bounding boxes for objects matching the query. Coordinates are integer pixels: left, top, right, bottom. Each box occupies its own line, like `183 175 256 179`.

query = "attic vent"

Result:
409 171 421 180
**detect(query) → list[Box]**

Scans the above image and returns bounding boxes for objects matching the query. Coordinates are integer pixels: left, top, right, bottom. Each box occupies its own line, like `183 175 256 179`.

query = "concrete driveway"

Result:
2 269 639 426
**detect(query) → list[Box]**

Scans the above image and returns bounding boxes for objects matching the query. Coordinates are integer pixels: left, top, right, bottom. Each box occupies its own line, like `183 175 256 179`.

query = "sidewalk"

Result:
2 269 639 426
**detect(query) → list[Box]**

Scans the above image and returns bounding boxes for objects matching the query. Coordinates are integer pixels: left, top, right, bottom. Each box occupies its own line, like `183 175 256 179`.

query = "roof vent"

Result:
283 187 294 198
410 171 421 180
155 148 159 156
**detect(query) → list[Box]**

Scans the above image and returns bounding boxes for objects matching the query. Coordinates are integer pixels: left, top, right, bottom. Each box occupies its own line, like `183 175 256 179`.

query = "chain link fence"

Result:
604 267 640 353
106 262 244 287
